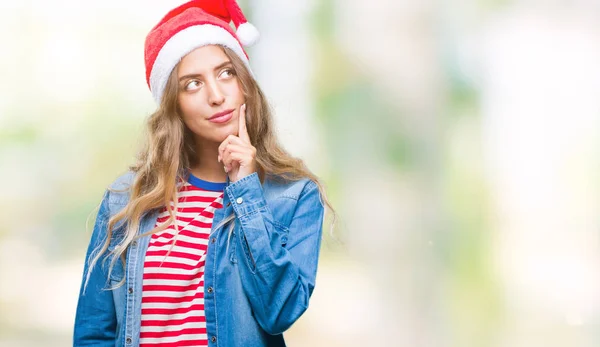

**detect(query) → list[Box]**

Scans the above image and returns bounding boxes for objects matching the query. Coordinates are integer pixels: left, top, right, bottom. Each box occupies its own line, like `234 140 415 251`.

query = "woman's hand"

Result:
218 104 257 183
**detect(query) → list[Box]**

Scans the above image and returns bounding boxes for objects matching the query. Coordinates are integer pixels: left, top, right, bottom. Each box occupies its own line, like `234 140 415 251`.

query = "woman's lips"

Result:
208 109 234 123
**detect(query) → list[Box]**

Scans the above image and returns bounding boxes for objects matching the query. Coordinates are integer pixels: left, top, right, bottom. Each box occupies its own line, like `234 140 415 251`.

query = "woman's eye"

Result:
219 69 234 79
185 80 202 91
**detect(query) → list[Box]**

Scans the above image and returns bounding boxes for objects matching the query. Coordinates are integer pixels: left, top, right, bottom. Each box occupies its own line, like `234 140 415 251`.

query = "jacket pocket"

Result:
107 230 126 284
259 203 290 248
236 207 290 273
108 258 125 284
273 221 289 248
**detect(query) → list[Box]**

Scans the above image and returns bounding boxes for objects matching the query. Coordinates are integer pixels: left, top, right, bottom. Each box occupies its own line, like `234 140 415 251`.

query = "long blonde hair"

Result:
85 45 336 290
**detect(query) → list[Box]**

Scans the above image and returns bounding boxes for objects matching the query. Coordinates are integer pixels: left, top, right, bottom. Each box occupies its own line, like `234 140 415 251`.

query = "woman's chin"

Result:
212 127 237 142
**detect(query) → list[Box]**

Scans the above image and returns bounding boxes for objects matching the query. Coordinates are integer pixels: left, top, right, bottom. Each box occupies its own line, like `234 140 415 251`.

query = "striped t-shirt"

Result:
139 174 226 346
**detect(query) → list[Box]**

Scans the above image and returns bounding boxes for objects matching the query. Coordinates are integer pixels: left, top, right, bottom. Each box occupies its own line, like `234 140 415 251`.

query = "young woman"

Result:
73 1 335 346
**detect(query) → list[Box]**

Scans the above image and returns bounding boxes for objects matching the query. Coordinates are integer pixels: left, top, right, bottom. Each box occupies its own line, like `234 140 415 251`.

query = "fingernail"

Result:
242 104 246 110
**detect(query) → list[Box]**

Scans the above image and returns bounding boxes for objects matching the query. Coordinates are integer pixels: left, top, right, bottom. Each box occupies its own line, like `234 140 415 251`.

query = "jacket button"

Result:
236 197 243 204
211 237 216 244
128 287 133 294
207 286 213 293
126 337 132 344
211 336 217 343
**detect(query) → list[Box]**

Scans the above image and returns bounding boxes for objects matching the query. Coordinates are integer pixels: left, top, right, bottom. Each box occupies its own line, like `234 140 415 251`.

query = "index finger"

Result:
238 103 250 143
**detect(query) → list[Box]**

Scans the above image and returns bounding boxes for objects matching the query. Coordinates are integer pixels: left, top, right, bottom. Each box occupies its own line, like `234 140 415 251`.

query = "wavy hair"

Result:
84 45 337 290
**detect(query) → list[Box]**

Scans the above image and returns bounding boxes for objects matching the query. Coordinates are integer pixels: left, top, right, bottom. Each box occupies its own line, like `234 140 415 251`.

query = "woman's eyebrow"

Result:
178 61 233 82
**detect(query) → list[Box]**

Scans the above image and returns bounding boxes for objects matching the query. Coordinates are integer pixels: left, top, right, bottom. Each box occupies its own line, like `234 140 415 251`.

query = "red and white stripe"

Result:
139 182 224 346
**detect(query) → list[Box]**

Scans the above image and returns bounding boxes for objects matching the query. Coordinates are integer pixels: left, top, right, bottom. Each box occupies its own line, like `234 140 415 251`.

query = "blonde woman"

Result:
73 1 335 346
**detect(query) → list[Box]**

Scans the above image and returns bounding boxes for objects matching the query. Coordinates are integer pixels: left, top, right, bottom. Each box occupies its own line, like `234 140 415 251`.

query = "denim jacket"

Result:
73 171 325 346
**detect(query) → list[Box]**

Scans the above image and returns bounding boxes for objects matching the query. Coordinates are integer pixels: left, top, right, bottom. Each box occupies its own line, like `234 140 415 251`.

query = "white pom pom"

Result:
236 22 260 47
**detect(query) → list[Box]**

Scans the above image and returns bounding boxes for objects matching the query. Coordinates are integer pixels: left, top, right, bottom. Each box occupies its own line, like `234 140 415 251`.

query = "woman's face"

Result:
177 45 245 145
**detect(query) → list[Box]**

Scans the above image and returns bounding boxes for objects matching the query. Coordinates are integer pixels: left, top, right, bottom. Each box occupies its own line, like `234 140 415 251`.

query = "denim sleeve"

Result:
73 190 117 346
225 172 325 335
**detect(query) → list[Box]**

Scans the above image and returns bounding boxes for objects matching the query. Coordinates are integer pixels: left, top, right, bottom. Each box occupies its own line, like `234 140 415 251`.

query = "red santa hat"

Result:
144 0 260 103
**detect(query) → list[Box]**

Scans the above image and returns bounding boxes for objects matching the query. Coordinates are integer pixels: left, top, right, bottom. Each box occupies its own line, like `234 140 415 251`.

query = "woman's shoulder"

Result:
108 170 136 189
105 170 136 206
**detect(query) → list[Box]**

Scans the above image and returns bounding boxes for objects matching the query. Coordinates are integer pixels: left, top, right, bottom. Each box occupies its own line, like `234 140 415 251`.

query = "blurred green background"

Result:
1 0 600 346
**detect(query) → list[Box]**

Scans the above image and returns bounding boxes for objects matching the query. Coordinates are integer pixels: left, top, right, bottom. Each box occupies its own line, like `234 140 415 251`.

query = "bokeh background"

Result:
2 0 600 346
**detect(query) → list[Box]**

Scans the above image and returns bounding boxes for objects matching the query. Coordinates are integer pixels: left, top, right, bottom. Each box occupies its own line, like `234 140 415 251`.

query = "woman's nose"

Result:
207 80 225 106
